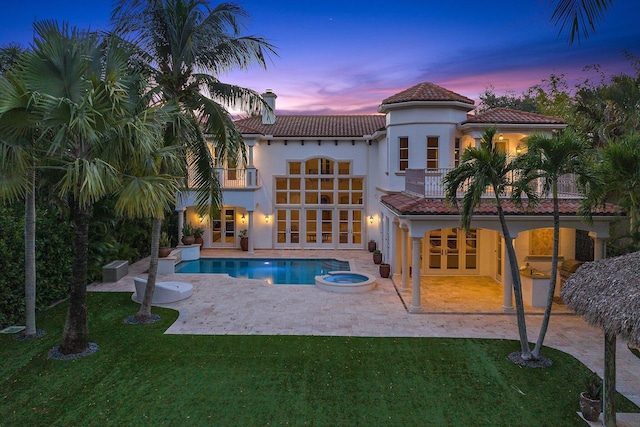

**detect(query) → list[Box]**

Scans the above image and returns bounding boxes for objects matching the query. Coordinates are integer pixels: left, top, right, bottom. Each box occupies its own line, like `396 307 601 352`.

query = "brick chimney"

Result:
262 89 276 125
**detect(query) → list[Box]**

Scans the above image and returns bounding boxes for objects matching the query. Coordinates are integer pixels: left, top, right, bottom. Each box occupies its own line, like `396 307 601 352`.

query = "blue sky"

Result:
2 0 639 114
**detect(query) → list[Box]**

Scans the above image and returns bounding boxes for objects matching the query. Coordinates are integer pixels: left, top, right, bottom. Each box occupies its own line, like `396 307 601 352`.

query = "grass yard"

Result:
1 293 638 426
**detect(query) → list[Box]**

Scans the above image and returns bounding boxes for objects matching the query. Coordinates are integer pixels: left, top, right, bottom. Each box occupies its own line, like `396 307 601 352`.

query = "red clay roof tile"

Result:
235 115 385 137
381 82 474 105
463 108 565 125
380 192 622 216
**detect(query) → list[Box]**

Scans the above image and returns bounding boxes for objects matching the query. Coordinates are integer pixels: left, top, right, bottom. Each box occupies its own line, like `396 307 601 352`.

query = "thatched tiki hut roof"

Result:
561 250 640 426
561 251 640 347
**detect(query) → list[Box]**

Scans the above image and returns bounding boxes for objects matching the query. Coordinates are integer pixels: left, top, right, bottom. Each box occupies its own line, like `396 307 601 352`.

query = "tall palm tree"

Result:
111 0 276 321
0 45 47 339
550 0 614 43
19 21 176 355
444 127 536 361
514 130 591 358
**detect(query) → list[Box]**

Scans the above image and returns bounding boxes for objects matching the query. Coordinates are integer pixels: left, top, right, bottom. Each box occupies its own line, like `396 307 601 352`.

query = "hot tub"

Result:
314 271 376 293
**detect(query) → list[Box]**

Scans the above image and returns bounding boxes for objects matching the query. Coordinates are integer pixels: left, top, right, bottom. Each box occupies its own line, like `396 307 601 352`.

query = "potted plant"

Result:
379 262 391 278
239 228 249 251
193 226 205 248
579 372 602 422
373 249 382 264
368 239 377 252
181 223 195 245
158 232 172 258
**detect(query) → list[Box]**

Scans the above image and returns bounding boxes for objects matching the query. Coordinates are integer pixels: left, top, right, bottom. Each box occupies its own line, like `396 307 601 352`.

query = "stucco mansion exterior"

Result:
176 82 621 312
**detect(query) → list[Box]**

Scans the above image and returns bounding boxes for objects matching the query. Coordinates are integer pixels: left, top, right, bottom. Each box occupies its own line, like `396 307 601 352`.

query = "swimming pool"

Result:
175 258 350 285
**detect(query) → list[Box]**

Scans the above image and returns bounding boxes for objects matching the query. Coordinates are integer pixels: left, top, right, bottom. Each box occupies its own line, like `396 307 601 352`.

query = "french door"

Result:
211 208 236 248
305 209 333 247
275 209 300 247
427 228 478 274
337 209 363 248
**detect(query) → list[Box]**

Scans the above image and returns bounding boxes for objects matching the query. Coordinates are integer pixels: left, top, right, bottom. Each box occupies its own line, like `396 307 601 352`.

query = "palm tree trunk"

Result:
497 202 532 359
59 197 90 355
533 182 560 357
23 169 37 336
135 217 161 320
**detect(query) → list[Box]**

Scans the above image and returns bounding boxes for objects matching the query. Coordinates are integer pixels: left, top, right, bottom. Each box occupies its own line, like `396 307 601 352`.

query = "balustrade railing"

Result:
187 168 259 189
415 168 580 199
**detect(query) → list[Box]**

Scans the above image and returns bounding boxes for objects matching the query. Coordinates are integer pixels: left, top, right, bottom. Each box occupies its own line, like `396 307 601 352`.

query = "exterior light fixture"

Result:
265 214 270 223
369 215 374 224
515 144 522 154
241 213 245 223
498 134 504 141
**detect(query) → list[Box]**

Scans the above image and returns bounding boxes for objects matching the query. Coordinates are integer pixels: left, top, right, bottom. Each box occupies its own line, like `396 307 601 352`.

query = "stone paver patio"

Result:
90 249 640 423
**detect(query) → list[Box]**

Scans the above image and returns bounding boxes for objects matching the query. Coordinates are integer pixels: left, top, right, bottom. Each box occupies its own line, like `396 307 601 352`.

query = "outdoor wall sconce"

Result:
498 134 504 141
515 144 522 154
241 213 245 223
265 214 270 223
369 215 374 224
198 214 206 223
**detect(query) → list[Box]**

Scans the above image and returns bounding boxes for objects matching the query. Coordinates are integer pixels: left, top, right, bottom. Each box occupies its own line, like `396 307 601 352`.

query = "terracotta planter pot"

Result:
240 237 249 251
158 247 172 258
373 252 382 264
379 263 391 278
195 237 204 248
181 235 195 245
368 241 377 252
579 392 602 422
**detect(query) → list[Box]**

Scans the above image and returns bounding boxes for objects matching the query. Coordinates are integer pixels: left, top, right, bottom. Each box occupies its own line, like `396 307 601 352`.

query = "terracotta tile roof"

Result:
380 192 623 216
235 115 386 137
463 108 565 125
381 82 474 105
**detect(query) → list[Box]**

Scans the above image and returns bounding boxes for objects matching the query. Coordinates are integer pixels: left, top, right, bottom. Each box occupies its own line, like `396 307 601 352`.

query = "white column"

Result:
177 209 185 242
248 144 254 167
401 227 409 291
248 211 255 253
589 232 607 260
382 215 389 262
389 220 397 268
502 236 515 313
409 236 423 313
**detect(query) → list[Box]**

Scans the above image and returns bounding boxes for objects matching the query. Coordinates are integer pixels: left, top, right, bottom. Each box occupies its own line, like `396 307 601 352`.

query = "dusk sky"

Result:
1 1 639 114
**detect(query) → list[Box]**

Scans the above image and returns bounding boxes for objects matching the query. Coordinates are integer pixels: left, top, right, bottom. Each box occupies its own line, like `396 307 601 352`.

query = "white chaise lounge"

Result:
133 277 193 304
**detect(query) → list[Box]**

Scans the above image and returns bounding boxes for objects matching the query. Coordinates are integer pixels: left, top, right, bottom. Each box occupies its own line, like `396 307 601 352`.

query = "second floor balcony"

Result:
406 168 581 199
188 167 260 189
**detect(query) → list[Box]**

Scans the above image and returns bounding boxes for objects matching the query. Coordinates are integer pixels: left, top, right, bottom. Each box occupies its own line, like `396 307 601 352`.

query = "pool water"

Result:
175 258 350 285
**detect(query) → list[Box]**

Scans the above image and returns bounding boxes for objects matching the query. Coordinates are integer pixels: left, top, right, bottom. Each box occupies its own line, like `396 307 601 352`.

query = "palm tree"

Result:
583 135 640 242
19 21 176 355
444 127 536 361
0 45 44 339
514 130 591 358
111 0 276 321
550 0 614 43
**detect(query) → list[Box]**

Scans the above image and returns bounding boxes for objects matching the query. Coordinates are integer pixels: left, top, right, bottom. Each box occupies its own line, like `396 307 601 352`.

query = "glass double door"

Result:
427 228 478 274
211 208 236 247
276 208 362 248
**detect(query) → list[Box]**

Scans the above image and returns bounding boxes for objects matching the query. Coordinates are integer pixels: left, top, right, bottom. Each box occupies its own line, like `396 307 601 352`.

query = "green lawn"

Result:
1 293 637 426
